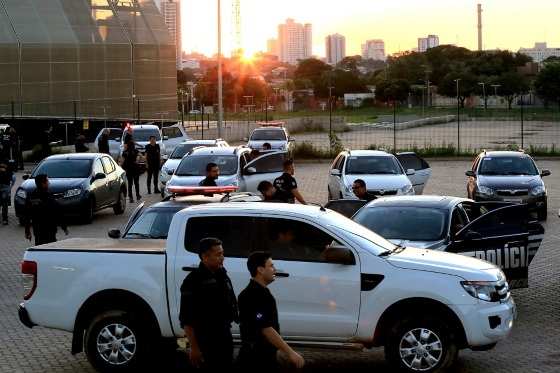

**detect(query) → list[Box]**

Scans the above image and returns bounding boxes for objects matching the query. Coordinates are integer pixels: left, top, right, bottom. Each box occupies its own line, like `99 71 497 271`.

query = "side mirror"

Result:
406 168 415 176
108 229 121 239
22 174 30 180
245 167 257 175
330 169 341 177
163 135 169 141
93 173 106 181
323 245 356 265
463 230 482 241
465 170 476 177
541 169 551 177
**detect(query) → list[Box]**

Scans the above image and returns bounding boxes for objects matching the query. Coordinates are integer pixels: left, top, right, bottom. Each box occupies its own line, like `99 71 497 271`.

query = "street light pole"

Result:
491 84 501 107
454 79 461 154
328 86 334 147
478 82 487 111
217 0 224 137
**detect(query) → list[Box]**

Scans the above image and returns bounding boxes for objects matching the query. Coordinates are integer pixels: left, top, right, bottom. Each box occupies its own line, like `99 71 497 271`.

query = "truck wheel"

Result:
385 316 458 373
113 190 126 215
84 310 150 372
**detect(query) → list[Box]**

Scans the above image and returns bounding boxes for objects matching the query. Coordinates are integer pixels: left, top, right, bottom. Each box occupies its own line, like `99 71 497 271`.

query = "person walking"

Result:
121 141 141 203
273 159 307 204
97 129 110 155
237 252 305 372
199 163 219 187
0 160 15 225
144 135 161 194
179 238 238 371
23 174 68 245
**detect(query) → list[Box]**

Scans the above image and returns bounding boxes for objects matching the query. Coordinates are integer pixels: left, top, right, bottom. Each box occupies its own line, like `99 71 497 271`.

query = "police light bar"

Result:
167 185 239 196
256 121 284 127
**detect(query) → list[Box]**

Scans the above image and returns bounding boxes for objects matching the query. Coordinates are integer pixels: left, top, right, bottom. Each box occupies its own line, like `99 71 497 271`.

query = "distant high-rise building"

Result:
156 0 182 69
361 39 386 61
278 18 313 65
267 38 279 57
417 35 439 53
519 42 560 63
325 34 346 65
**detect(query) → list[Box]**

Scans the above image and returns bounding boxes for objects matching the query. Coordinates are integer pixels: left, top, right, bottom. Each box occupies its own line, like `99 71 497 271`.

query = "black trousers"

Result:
196 328 234 371
1 196 8 222
237 345 279 372
34 231 57 246
146 166 159 191
126 172 140 199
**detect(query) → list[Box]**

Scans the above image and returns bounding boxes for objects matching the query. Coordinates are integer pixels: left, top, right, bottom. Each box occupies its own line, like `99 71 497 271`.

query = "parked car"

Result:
14 154 127 224
346 196 544 289
93 128 123 159
466 150 550 220
164 146 287 196
161 123 190 155
328 150 431 200
120 124 164 161
246 124 294 152
19 203 516 373
159 139 229 195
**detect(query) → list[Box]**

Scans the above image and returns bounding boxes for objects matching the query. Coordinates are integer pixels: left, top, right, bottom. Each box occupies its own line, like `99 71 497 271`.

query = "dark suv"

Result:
466 151 550 220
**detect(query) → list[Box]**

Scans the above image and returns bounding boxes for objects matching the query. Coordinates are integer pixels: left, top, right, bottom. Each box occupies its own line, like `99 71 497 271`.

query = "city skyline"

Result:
181 0 560 58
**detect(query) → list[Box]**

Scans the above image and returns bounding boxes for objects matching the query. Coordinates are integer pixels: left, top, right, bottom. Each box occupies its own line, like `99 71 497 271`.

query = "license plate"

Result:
503 198 522 203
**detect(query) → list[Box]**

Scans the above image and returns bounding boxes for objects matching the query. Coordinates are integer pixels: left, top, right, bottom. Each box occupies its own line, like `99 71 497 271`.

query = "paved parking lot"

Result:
0 159 559 372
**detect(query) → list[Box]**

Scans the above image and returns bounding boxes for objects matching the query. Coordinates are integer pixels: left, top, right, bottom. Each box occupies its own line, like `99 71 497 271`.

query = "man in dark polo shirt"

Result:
199 162 219 187
352 179 377 202
273 159 306 204
237 252 305 371
179 237 238 370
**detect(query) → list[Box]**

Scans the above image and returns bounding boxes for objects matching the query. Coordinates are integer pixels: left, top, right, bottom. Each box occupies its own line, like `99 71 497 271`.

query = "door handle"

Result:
182 266 198 272
275 271 289 278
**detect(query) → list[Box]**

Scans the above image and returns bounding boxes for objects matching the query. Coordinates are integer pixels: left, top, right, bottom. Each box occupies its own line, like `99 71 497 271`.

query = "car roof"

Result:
46 153 103 161
177 202 327 218
190 146 246 156
366 195 470 209
150 195 225 208
129 125 160 130
180 139 222 145
253 126 285 131
480 151 532 158
343 150 393 157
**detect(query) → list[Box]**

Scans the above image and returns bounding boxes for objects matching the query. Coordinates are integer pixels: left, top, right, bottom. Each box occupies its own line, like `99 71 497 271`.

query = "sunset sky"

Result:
181 0 560 57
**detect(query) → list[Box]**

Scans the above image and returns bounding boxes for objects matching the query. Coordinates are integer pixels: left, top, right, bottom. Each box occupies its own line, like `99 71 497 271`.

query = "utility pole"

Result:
454 79 461 154
478 82 487 111
520 95 524 149
217 0 224 137
491 84 501 107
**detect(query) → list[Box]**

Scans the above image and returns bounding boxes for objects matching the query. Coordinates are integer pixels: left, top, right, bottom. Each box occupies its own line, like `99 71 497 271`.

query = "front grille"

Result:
369 189 398 196
496 189 528 197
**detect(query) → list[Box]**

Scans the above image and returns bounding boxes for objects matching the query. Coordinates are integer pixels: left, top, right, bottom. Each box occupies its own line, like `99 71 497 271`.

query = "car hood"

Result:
168 175 238 187
386 247 498 280
248 140 287 150
478 175 542 189
344 174 410 190
387 238 446 251
21 178 86 193
162 159 181 171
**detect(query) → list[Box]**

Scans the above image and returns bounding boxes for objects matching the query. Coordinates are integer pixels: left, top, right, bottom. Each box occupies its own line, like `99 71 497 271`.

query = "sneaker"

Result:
154 188 161 193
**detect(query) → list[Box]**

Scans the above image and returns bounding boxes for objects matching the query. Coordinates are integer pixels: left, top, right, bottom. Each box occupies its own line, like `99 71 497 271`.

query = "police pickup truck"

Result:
19 203 516 373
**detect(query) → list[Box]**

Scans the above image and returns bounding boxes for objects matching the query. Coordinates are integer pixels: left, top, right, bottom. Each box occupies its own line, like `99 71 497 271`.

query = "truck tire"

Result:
384 316 458 373
84 310 152 372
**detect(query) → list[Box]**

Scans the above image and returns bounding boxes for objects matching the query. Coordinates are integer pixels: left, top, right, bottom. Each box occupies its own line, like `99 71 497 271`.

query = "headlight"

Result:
530 185 546 196
64 188 82 198
478 185 494 196
460 281 501 302
16 189 26 199
401 184 414 195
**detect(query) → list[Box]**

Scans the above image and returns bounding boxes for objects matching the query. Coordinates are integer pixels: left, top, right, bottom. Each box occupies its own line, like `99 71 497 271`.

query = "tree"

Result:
493 71 530 109
294 58 332 82
438 71 478 107
375 79 410 103
534 62 560 108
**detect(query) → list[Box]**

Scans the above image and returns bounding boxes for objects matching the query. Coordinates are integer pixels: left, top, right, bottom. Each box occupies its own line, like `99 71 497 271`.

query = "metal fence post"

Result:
457 99 460 155
393 101 397 153
520 96 524 149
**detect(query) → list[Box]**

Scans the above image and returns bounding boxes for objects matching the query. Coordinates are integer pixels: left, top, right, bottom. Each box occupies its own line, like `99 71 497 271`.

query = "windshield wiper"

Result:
379 244 407 257
125 232 151 238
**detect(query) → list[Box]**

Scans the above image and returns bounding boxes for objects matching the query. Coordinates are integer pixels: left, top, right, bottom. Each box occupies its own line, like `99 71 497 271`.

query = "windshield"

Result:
250 129 286 141
354 206 448 242
125 129 161 142
125 208 180 239
175 155 238 176
171 144 209 159
346 156 403 175
478 156 538 176
32 159 92 179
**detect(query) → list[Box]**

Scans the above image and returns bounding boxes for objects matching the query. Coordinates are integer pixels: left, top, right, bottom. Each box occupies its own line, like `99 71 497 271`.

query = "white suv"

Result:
247 125 293 152
328 150 432 200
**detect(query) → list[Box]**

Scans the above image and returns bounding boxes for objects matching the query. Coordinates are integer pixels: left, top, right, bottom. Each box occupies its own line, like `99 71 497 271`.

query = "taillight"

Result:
21 261 37 300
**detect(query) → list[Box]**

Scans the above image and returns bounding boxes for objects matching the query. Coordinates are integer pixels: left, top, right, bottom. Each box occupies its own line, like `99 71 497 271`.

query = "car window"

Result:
346 156 402 175
239 152 249 170
163 127 183 139
397 153 429 170
171 143 210 159
338 155 346 172
332 154 342 170
109 129 123 140
250 129 286 141
246 152 286 174
185 216 253 257
472 156 480 172
93 159 105 176
458 206 527 238
175 155 238 176
32 159 93 178
478 156 538 176
101 157 115 174
125 128 161 142
450 207 467 237
125 209 179 239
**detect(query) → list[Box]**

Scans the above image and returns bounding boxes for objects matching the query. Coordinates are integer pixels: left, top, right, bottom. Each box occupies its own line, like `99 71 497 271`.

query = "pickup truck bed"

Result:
28 238 166 254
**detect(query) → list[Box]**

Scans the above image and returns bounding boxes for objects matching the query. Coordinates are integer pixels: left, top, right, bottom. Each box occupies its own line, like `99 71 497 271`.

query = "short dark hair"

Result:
247 251 271 277
149 135 156 140
353 179 366 188
35 174 48 189
198 237 222 259
263 142 272 149
257 180 273 194
283 159 293 169
206 162 218 172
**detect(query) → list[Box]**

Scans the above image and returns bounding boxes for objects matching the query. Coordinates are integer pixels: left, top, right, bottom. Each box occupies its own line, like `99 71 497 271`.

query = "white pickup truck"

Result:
19 203 516 373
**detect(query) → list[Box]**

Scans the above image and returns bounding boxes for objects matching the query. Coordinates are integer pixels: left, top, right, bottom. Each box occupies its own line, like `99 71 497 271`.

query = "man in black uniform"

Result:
273 159 306 204
352 179 377 202
238 252 305 372
179 237 238 370
199 162 219 187
257 181 278 202
97 129 110 155
144 136 161 194
24 174 68 245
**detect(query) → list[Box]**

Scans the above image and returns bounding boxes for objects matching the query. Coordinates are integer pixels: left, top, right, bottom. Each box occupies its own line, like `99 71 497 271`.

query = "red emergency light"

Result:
167 185 239 196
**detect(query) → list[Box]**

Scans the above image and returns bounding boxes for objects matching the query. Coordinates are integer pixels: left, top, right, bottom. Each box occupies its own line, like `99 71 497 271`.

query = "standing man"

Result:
0 160 15 225
98 129 110 155
352 179 377 202
24 174 68 245
144 135 161 194
199 162 219 187
74 134 89 153
121 142 141 203
273 159 306 204
238 252 305 371
179 238 238 370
